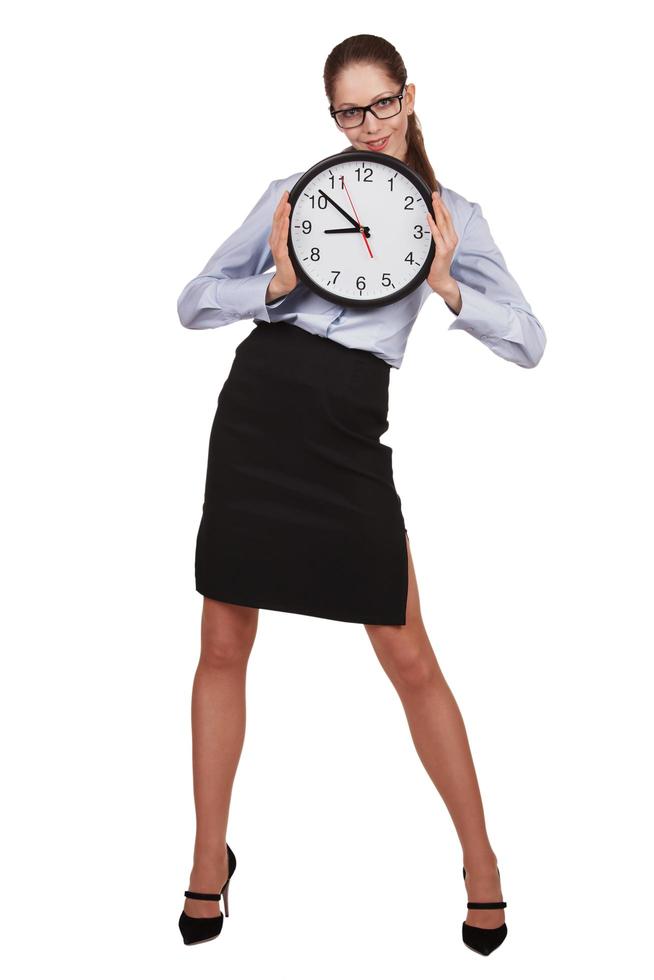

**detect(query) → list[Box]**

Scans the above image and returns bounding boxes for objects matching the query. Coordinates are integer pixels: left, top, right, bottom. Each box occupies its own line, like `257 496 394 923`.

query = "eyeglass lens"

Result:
335 96 402 129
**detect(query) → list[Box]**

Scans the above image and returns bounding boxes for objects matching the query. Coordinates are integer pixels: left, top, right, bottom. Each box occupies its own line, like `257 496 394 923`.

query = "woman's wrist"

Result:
266 275 291 304
432 275 462 315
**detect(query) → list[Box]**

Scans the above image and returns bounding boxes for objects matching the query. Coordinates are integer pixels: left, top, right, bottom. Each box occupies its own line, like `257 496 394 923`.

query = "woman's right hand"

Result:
266 191 298 301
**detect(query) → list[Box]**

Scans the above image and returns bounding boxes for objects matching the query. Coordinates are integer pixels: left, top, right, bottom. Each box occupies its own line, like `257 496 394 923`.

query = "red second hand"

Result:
342 180 373 258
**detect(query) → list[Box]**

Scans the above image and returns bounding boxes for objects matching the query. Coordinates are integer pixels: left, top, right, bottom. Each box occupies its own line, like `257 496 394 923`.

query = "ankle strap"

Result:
184 890 222 901
467 900 507 909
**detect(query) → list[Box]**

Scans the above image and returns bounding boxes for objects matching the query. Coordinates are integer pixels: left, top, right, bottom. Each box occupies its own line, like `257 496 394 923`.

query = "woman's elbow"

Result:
177 301 192 329
177 283 197 328
512 309 546 368
525 320 547 368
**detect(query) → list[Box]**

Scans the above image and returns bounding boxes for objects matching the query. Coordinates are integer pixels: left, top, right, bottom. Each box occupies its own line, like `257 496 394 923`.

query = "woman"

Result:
176 34 546 954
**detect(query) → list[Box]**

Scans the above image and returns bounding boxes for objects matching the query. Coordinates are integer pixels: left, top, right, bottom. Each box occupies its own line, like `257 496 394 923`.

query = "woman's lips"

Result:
364 136 389 150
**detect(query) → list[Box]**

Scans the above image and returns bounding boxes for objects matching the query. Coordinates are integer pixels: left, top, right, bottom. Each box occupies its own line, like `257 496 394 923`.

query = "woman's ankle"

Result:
192 845 228 874
462 848 498 873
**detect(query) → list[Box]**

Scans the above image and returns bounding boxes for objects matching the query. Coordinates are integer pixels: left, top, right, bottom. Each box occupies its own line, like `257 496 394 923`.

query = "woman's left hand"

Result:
425 191 459 297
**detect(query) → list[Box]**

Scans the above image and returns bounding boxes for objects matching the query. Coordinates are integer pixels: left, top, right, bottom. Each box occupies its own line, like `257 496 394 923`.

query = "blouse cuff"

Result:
215 270 286 324
445 280 546 368
446 280 526 344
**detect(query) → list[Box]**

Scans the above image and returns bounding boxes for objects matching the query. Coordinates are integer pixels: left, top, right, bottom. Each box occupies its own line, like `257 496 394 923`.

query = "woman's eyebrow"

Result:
336 91 393 109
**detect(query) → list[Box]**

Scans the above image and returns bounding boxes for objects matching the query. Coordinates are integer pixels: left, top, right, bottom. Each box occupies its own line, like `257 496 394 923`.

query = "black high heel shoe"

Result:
178 843 237 946
461 864 507 956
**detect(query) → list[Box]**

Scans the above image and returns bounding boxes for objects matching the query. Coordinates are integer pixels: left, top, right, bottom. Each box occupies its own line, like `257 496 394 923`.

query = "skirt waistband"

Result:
242 319 391 395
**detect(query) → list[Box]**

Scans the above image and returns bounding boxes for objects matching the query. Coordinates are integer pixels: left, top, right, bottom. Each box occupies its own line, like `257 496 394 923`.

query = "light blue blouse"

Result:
177 168 546 370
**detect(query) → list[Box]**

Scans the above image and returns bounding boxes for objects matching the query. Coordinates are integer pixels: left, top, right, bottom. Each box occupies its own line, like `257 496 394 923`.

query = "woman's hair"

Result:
324 34 442 194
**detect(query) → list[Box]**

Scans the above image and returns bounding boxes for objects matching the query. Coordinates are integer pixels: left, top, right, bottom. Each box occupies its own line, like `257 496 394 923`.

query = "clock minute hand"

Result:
341 178 374 259
318 189 361 230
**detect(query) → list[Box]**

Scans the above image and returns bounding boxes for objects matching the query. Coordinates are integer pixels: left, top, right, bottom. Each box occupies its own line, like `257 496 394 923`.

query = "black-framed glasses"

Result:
329 85 406 130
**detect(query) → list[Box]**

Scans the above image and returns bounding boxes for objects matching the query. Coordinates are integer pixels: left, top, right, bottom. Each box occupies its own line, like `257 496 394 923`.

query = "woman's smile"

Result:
363 135 390 150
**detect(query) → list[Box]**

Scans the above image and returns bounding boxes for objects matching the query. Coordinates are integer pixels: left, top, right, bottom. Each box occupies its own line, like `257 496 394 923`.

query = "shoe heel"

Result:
222 877 231 917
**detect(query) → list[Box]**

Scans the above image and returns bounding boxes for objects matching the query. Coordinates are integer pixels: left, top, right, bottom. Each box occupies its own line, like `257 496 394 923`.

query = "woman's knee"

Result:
366 628 439 689
199 597 258 668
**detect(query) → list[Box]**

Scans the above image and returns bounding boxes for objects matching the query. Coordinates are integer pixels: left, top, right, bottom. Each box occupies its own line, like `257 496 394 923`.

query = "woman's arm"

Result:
441 201 547 369
177 179 291 330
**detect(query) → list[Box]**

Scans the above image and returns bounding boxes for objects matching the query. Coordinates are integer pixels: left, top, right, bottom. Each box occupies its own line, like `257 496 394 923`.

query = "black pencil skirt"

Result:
194 319 409 625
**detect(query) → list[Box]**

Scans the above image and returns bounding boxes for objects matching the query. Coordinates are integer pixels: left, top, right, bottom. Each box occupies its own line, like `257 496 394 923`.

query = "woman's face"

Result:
330 64 415 162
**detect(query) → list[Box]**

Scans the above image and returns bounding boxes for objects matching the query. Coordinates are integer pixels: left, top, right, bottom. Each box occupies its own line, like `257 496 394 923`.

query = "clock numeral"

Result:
355 166 373 182
404 195 415 209
356 275 366 294
381 273 393 288
404 251 418 266
327 173 345 190
307 194 328 209
413 224 424 239
310 246 320 261
328 270 341 287
388 174 397 192
301 220 312 234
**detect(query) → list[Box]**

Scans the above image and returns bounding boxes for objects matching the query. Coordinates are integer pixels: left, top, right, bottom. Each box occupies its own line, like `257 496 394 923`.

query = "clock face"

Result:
287 149 435 309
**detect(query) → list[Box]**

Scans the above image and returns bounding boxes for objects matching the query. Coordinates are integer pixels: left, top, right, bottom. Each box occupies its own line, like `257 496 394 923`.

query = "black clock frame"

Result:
286 148 436 310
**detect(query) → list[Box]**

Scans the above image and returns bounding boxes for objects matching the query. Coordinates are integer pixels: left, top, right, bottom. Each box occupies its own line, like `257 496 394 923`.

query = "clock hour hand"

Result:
318 189 360 230
324 226 370 237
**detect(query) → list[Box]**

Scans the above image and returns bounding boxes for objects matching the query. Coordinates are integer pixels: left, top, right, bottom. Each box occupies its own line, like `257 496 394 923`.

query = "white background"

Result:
2 1 652 976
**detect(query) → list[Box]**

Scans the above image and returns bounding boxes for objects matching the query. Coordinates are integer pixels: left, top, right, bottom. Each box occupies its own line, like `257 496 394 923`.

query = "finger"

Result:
277 195 291 242
271 194 289 249
433 191 455 233
426 208 443 237
431 192 450 228
272 192 288 233
430 192 445 227
269 208 282 255
275 192 288 224
269 208 279 251
272 194 283 227
426 211 445 248
273 199 290 257
429 198 455 249
280 207 290 255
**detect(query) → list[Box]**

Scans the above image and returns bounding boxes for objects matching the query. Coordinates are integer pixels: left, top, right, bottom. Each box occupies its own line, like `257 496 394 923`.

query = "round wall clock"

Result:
287 148 436 309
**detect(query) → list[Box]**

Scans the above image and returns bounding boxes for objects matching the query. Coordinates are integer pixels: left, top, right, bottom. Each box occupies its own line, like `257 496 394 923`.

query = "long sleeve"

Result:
177 179 289 330
445 202 546 368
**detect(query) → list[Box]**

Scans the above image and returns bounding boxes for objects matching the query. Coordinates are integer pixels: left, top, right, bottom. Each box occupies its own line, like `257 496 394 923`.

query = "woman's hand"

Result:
266 191 298 302
425 191 462 312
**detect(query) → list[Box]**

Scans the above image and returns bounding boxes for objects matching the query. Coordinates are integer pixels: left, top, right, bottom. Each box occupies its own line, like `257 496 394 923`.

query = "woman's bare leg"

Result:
183 597 259 919
364 533 505 929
